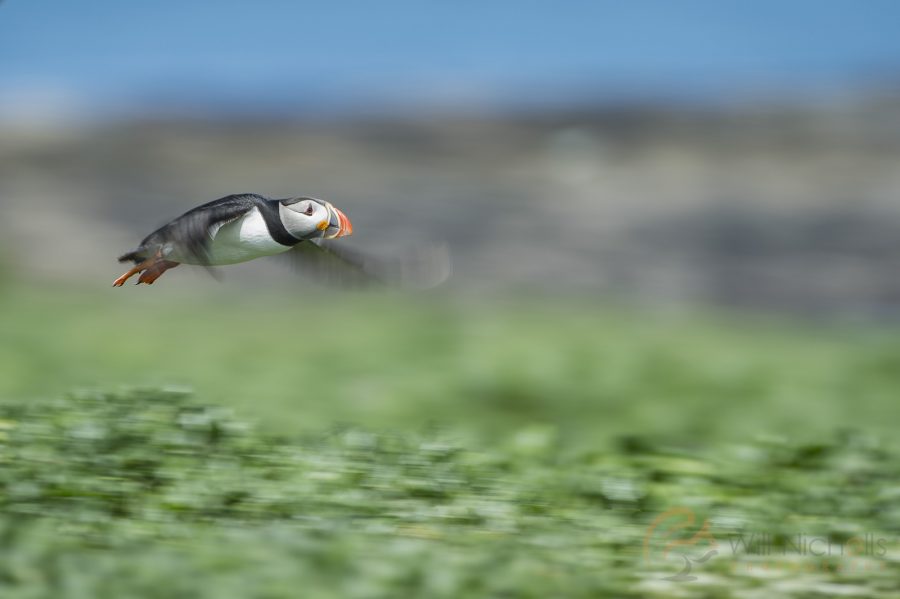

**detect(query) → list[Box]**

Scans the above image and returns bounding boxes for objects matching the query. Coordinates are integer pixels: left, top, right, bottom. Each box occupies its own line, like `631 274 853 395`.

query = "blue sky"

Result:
2 1 900 116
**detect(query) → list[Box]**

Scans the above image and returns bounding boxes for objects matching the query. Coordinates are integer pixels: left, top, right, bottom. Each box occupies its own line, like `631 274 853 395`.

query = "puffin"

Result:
113 193 449 288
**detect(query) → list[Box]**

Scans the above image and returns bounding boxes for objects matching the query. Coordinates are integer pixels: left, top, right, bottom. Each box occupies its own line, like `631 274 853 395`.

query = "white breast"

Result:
175 207 293 265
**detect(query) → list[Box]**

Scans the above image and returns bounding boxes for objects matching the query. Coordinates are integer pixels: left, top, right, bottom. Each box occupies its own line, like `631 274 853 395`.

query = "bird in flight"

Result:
113 193 448 288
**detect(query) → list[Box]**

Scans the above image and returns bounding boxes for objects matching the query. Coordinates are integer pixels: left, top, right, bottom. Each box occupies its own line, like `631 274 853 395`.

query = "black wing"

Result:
118 194 260 264
285 239 451 289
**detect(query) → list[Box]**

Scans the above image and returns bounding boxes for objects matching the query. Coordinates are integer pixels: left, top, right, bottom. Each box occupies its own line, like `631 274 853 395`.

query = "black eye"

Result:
304 203 314 216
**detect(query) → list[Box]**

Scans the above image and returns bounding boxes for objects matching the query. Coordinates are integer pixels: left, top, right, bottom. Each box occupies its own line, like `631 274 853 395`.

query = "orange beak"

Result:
324 203 353 238
334 206 353 238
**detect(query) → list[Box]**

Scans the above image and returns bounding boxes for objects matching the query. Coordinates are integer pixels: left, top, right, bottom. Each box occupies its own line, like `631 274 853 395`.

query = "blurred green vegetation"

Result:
1 285 899 596
1 285 899 447
0 389 898 597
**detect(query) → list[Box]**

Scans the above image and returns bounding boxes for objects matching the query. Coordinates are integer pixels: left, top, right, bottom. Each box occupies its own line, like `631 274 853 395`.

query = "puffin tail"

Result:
117 248 145 264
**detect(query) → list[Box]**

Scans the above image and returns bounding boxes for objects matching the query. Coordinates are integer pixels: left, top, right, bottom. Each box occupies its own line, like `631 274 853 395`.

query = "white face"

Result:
279 197 332 239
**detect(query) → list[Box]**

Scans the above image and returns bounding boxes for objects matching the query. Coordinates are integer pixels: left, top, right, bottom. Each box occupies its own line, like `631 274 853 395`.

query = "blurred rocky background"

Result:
4 98 900 319
2 0 900 320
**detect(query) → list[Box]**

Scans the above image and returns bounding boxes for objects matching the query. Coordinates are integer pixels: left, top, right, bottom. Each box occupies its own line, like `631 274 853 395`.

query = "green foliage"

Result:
2 286 899 448
1 287 899 596
0 389 897 597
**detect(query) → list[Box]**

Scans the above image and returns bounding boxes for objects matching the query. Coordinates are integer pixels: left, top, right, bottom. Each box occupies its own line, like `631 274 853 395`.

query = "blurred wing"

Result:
127 195 257 264
285 239 451 289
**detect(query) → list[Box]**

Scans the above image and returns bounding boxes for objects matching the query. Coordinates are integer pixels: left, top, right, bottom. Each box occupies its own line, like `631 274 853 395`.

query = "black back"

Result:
119 193 300 264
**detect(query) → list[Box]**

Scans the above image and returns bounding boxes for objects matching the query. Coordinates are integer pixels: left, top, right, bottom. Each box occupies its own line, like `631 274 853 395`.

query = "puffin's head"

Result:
279 197 353 240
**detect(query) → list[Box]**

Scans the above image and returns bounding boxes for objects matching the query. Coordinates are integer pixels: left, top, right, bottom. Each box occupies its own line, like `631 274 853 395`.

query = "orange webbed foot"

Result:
113 253 179 287
136 260 180 285
112 272 134 287
113 259 151 287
